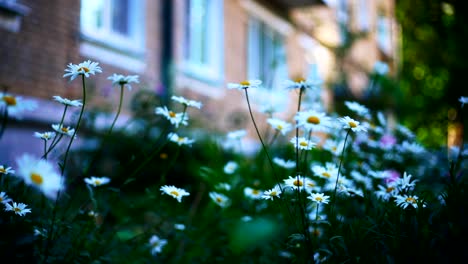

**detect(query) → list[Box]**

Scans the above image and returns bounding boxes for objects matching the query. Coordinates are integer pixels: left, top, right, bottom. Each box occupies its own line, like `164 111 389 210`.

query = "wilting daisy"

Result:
160 185 190 203
0 93 37 119
295 110 331 132
244 187 263 199
273 157 296 169
344 101 370 119
267 118 292 135
395 194 420 209
168 132 195 146
52 124 75 137
209 192 230 208
261 186 282 200
307 193 330 204
171 96 202 109
34 132 56 141
223 161 238 174
107 74 139 90
52 96 82 107
0 192 12 204
290 137 316 150
63 60 102 81
459 96 468 107
16 154 62 199
283 76 322 90
338 116 367 133
0 165 15 175
148 235 168 256
155 106 188 128
4 202 31 216
84 176 110 187
227 80 262 90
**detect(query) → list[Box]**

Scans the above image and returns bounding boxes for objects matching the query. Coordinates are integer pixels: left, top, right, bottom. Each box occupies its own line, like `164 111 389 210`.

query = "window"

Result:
336 0 348 44
183 0 223 83
377 15 391 55
356 0 370 32
247 17 287 90
80 0 145 54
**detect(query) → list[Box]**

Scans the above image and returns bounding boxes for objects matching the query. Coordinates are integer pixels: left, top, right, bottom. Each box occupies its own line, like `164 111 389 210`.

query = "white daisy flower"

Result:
155 106 189 128
0 93 38 119
0 192 12 204
107 73 139 90
283 175 309 190
321 139 345 156
227 80 262 90
273 157 296 169
375 183 398 201
16 154 63 199
4 202 31 216
459 96 468 107
396 125 415 139
304 177 320 193
215 183 231 191
244 187 263 199
311 163 338 180
396 172 418 191
148 235 168 256
267 118 293 135
84 176 110 187
338 116 367 132
171 96 202 109
52 124 75 137
283 77 322 90
344 101 370 119
307 193 330 204
261 186 282 200
290 137 316 150
167 132 195 146
160 185 190 203
227 129 247 140
398 141 425 155
0 165 15 175
174 224 186 230
223 161 238 174
395 194 420 209
209 192 230 208
34 132 56 141
295 110 331 132
52 95 82 107
63 60 102 81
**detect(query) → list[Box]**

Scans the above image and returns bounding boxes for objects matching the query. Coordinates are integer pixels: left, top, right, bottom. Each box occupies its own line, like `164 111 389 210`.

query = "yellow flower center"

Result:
170 191 179 197
30 173 44 185
61 127 69 133
3 95 17 106
14 207 21 212
277 125 283 130
240 81 250 86
216 197 223 203
270 191 277 196
78 67 90 73
322 172 331 178
307 116 320 124
299 141 308 147
160 153 168 159
348 121 357 128
332 146 337 151
405 197 416 203
294 77 306 83
315 197 323 202
252 189 260 195
293 180 303 187
0 168 6 174
94 180 102 185
312 229 321 237
386 187 395 193
307 182 316 187
0 197 3 202
169 111 176 118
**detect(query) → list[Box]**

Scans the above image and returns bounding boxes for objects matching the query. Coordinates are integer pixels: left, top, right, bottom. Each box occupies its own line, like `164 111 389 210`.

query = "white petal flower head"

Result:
267 118 293 135
4 202 31 216
283 77 322 90
223 161 238 174
52 124 75 137
0 165 15 175
0 192 12 204
63 60 102 81
168 132 195 146
395 194 420 209
148 235 168 256
108 74 139 90
171 95 203 109
307 193 330 205
244 187 263 199
344 101 370 119
160 185 190 202
174 223 186 230
227 80 262 90
34 131 56 141
52 95 82 107
290 137 316 150
155 106 189 128
321 139 345 156
338 116 367 132
459 96 468 107
261 186 282 200
209 192 231 208
304 178 320 193
227 129 247 140
84 176 110 187
396 172 418 191
375 183 398 201
0 93 38 119
295 110 332 132
284 175 307 190
16 154 63 199
273 157 296 169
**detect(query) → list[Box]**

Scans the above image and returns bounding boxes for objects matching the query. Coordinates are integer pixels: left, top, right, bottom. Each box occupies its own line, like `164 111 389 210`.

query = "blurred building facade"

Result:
0 0 397 161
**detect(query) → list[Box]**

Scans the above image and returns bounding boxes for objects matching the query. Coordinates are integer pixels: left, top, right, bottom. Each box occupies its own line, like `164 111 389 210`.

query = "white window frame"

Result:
182 0 224 83
80 0 145 54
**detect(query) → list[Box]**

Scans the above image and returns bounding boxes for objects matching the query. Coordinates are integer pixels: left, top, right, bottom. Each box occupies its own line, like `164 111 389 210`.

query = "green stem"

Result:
331 129 351 214
0 106 8 139
108 84 125 135
159 146 181 185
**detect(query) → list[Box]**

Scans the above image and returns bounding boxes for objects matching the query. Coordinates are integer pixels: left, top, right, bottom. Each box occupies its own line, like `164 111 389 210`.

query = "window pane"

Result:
188 0 209 64
81 0 105 30
111 0 129 35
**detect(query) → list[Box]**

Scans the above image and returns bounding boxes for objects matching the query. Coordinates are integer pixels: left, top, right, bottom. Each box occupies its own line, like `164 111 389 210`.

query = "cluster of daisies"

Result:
0 166 31 216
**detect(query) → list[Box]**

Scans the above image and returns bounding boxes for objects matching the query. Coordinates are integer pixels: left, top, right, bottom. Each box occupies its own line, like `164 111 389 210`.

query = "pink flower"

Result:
380 134 397 149
385 170 400 184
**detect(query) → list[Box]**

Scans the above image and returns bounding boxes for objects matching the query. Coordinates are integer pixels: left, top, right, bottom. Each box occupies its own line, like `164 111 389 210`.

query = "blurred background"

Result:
1 0 466 163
